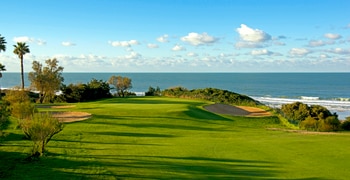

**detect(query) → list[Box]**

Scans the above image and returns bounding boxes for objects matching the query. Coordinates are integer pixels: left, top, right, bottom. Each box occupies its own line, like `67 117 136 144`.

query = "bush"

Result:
3 90 36 120
20 112 63 157
60 79 111 102
145 86 161 96
281 102 310 122
281 102 340 131
340 117 350 131
0 103 10 136
300 116 318 131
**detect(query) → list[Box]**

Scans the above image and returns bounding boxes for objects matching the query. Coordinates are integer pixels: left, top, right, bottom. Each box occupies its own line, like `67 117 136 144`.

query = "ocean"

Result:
1 72 350 119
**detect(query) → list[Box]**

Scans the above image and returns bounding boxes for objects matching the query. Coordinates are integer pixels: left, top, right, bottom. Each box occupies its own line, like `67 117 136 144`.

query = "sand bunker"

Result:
204 104 271 117
52 111 92 123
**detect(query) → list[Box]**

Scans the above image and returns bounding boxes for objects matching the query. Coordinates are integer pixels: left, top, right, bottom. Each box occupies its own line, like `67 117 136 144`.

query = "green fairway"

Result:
1 97 350 179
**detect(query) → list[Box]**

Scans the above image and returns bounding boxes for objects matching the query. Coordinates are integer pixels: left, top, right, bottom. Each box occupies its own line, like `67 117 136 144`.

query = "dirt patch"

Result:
204 104 271 117
52 111 92 123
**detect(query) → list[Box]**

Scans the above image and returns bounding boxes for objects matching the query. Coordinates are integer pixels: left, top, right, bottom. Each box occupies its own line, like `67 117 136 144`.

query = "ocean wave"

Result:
251 96 350 119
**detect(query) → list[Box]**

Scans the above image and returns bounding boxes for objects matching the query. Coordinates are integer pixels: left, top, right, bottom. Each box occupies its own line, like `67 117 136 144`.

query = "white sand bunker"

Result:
204 104 271 117
52 111 92 123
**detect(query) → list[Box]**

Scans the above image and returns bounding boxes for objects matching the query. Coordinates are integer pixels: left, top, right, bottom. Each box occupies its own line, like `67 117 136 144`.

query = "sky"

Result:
0 0 349 72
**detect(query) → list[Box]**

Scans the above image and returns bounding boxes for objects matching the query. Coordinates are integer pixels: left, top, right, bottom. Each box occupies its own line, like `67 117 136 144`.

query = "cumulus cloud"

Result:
124 52 142 59
172 45 186 51
157 34 169 43
13 36 46 45
289 48 311 56
251 49 272 56
62 41 76 46
308 40 325 47
180 32 218 46
147 43 159 48
235 41 265 49
236 24 271 42
13 36 32 43
324 33 342 40
320 54 330 59
326 48 350 54
109 40 139 47
187 52 198 57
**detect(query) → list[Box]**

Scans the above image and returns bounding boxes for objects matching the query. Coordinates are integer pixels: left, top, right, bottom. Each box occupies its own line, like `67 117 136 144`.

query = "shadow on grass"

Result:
1 132 25 142
0 148 328 179
117 122 232 132
93 131 177 138
93 96 206 106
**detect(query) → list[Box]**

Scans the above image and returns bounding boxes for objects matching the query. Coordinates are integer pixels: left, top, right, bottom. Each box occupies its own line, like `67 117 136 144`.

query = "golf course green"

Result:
1 97 349 179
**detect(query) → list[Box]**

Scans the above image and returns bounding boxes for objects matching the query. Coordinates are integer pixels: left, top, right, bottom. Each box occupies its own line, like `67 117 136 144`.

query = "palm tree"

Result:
0 34 6 52
0 35 6 97
13 42 30 90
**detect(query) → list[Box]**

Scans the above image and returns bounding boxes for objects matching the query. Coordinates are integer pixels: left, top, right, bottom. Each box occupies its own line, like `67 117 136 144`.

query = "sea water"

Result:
1 72 349 119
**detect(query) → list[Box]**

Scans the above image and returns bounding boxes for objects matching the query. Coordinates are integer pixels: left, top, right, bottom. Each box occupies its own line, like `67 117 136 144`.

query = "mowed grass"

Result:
1 97 350 179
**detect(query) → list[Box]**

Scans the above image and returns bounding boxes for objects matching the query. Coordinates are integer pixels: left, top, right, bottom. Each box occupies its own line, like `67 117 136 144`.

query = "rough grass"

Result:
1 97 350 179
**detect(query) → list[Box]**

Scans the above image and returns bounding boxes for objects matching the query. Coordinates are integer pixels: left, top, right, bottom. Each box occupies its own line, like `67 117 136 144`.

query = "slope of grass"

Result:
1 97 350 179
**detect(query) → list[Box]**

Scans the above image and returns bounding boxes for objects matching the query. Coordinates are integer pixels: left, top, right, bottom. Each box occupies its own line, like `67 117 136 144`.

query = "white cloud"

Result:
13 36 32 43
236 24 271 42
187 52 198 57
157 34 169 43
308 40 325 47
172 45 186 51
320 54 330 59
327 48 350 55
289 48 311 56
109 40 140 47
235 41 265 49
147 43 159 48
37 39 46 45
13 36 46 45
62 41 76 46
180 32 218 46
324 33 342 40
251 49 272 56
124 52 142 60
308 40 335 47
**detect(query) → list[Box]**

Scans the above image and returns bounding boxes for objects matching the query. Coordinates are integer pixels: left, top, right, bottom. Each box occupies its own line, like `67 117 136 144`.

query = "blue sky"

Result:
0 0 349 72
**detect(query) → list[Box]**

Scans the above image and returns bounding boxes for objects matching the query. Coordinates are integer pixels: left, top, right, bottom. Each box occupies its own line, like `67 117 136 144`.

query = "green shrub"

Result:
3 90 36 120
0 103 10 136
281 102 340 132
341 117 350 130
20 112 64 158
60 79 111 102
300 116 318 131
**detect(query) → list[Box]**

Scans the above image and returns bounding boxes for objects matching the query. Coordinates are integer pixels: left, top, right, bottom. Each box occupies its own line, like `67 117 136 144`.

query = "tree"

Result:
20 112 63 157
0 34 6 52
108 75 132 97
0 35 6 97
145 86 161 96
13 42 30 90
28 59 64 103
